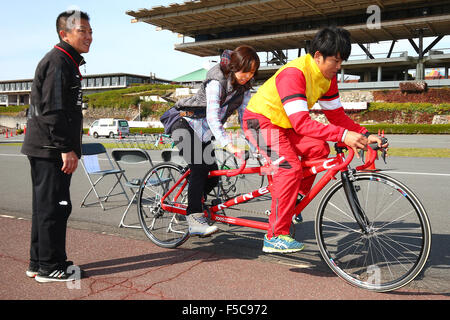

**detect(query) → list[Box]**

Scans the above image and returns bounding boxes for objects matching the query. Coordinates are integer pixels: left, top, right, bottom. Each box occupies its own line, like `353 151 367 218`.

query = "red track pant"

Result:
243 109 330 238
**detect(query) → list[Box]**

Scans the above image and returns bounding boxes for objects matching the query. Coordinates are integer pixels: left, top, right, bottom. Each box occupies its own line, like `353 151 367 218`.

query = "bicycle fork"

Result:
341 170 372 234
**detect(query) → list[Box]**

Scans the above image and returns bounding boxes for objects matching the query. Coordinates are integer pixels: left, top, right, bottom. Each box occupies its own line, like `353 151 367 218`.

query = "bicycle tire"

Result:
137 162 190 248
315 172 431 292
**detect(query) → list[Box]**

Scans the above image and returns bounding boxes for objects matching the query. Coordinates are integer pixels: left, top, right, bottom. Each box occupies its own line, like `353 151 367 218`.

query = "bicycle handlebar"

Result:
334 137 388 172
333 142 355 171
356 137 389 171
223 137 388 177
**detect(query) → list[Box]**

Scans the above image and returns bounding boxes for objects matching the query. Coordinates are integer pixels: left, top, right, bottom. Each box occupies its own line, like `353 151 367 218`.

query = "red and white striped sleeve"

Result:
275 67 344 142
319 76 368 138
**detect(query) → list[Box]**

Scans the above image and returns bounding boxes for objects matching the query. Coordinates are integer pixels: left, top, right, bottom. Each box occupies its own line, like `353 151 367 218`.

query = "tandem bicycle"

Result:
136 138 431 292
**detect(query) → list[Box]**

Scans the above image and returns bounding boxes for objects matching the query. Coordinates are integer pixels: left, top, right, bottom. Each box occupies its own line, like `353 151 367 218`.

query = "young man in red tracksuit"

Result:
243 27 385 253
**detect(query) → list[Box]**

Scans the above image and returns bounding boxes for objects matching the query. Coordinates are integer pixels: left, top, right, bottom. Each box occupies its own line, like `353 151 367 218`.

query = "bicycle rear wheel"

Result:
315 172 431 292
137 162 190 248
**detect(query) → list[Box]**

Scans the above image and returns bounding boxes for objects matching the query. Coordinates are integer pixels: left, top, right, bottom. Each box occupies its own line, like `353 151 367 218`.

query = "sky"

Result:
1 0 449 81
0 0 211 81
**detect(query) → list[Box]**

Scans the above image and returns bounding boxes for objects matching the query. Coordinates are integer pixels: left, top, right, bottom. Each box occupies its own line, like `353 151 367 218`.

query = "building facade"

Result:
127 0 450 90
0 73 171 107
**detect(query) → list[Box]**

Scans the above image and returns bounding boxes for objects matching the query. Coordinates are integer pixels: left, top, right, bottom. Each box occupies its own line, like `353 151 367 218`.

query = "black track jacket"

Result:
21 41 85 159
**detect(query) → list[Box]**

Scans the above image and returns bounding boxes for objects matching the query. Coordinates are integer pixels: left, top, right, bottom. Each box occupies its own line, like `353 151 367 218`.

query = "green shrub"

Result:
229 124 450 134
140 101 172 118
364 124 450 134
130 127 165 134
0 105 29 114
83 127 165 135
84 84 181 109
368 102 450 114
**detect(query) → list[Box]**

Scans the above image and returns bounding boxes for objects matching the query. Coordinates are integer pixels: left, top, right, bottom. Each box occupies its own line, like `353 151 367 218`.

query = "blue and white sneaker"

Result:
262 234 305 253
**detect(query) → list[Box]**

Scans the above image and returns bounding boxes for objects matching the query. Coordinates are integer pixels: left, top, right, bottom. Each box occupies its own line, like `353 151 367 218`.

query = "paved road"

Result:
2 133 450 149
2 216 447 303
0 135 449 299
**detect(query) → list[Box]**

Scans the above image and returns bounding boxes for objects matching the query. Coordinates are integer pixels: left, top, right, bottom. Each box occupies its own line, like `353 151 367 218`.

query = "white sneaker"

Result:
186 212 218 237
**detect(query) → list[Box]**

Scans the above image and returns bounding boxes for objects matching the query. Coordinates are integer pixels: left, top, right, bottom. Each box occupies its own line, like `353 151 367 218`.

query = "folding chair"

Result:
111 148 154 228
80 143 129 210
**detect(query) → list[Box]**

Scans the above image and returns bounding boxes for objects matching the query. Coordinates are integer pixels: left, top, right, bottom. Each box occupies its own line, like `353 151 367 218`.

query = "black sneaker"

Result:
26 264 39 278
35 261 81 283
35 269 73 283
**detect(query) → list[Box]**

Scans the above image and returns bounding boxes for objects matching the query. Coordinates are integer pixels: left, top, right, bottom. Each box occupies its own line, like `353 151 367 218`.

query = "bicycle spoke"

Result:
375 209 418 231
326 200 357 222
375 232 422 262
322 216 363 234
138 163 189 248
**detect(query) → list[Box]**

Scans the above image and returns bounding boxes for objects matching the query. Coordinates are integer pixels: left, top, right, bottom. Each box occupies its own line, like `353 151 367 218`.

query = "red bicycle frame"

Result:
160 143 378 231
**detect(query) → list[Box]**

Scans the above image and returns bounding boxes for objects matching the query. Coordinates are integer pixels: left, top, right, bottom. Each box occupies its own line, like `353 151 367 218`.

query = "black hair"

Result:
309 27 351 61
56 10 90 40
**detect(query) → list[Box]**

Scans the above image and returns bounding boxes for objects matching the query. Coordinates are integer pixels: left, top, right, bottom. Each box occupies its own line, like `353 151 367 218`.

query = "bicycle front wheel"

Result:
137 162 190 248
315 172 431 292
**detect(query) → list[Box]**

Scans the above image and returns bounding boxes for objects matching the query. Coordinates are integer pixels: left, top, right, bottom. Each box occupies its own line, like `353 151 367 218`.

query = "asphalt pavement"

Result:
0 134 449 302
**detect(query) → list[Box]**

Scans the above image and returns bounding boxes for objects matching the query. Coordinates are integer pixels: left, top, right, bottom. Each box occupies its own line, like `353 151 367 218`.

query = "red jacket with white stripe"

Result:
246 54 367 142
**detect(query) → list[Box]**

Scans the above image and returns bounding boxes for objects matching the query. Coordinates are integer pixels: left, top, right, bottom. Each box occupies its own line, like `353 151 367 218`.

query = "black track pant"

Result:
171 118 219 215
28 157 72 272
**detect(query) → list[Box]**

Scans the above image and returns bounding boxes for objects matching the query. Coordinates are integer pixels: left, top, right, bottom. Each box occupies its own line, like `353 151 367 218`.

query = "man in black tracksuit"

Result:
21 10 92 283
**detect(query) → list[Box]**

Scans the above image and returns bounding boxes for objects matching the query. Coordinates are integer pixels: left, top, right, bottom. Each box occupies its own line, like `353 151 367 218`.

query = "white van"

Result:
89 118 130 138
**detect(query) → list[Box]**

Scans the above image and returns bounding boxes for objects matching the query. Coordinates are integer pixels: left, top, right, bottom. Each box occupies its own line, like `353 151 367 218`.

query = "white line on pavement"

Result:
388 171 450 177
0 153 449 177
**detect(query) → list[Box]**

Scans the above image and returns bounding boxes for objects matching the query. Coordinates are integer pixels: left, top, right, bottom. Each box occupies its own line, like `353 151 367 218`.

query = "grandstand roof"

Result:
127 0 450 57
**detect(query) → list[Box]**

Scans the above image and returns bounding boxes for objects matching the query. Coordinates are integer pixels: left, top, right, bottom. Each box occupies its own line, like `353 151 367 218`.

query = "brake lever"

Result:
381 149 387 164
366 136 389 164
371 137 388 164
380 137 388 164
359 149 365 163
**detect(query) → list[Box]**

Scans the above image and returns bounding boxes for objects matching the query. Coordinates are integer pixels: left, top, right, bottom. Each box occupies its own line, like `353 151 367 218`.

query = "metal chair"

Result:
80 143 129 210
111 148 154 228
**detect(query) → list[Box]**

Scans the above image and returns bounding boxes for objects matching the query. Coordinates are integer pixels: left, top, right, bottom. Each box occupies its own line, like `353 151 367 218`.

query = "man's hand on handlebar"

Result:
343 131 367 158
343 131 389 158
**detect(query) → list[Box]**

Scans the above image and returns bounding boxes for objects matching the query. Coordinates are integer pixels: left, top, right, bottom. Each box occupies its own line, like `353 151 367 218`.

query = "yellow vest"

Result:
247 54 332 128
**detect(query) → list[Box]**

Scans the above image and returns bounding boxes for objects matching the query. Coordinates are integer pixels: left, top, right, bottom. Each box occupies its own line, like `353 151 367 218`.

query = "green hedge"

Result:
0 105 29 115
129 127 165 134
368 102 450 114
364 124 450 134
110 124 449 135
83 127 165 135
